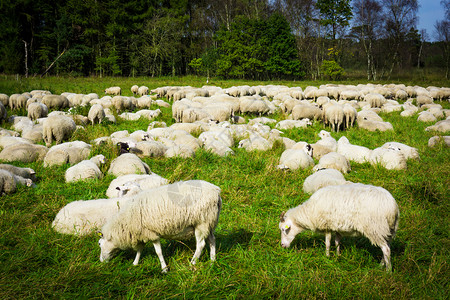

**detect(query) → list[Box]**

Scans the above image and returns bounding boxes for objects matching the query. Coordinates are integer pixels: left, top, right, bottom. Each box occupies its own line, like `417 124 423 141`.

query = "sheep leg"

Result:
380 243 392 272
153 240 168 273
325 232 331 256
335 232 342 256
132 242 144 266
208 232 216 261
191 227 207 265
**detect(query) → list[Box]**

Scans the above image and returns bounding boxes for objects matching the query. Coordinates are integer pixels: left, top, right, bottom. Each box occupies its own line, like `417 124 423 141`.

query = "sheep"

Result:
0 169 17 194
106 173 170 198
88 104 106 125
0 93 9 106
52 196 132 235
165 144 196 158
27 102 48 120
133 141 167 158
98 180 222 271
131 85 139 95
111 96 134 113
279 183 399 271
105 86 121 96
41 95 69 110
43 141 92 167
108 153 151 176
315 130 338 152
364 93 386 108
65 154 106 182
302 168 350 194
275 119 312 130
369 148 407 170
0 164 36 181
313 152 351 173
239 96 271 115
238 133 272 152
0 102 6 122
291 104 322 121
309 143 333 160
337 136 372 164
323 103 344 132
428 135 450 147
277 147 314 171
0 143 48 163
115 181 143 197
381 142 419 160
417 111 437 122
138 86 149 96
358 119 394 132
425 119 450 132
343 104 357 129
357 109 383 122
9 94 29 110
42 115 77 146
416 95 433 107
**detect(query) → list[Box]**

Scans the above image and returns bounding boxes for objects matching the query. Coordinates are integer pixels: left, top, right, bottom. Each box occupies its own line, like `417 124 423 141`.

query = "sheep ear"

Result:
115 186 120 190
97 231 103 238
279 211 286 222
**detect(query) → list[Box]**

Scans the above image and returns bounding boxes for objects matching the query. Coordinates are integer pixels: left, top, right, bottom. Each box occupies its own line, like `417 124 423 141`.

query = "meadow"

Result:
0 75 448 299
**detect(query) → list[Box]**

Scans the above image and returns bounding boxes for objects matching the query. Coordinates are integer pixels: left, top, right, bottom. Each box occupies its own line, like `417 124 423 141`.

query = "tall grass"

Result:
0 77 448 299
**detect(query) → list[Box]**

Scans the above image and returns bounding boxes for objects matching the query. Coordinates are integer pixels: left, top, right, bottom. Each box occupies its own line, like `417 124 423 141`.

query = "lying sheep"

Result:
0 143 48 163
65 155 106 182
43 141 92 167
381 142 419 160
425 119 450 132
302 168 350 194
106 173 169 198
358 119 393 132
0 169 34 194
275 119 312 130
428 135 450 147
316 130 338 152
277 146 314 171
0 164 36 181
313 152 351 173
370 148 407 170
108 153 151 176
98 180 222 272
337 136 372 164
42 115 77 146
279 183 400 271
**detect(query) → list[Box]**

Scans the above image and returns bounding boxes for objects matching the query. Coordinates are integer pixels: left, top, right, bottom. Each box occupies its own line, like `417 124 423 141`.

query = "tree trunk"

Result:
22 40 28 78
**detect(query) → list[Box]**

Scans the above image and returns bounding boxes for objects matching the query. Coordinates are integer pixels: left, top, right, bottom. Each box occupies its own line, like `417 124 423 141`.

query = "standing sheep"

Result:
88 104 106 125
42 115 77 146
279 183 400 271
131 85 139 95
98 180 222 272
105 86 121 96
27 102 48 120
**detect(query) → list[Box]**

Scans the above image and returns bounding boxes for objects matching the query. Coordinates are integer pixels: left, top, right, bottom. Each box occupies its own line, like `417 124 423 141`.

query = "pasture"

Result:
0 76 448 299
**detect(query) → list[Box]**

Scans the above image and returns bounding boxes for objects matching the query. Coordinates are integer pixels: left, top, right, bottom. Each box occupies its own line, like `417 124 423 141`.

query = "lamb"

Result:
369 148 407 170
313 152 351 173
106 173 169 198
98 180 222 272
0 164 36 181
380 142 419 160
105 86 121 96
302 168 350 194
107 153 151 176
27 102 48 120
42 115 77 146
277 147 314 171
65 154 107 182
88 104 106 125
279 183 400 271
337 136 372 164
52 196 132 235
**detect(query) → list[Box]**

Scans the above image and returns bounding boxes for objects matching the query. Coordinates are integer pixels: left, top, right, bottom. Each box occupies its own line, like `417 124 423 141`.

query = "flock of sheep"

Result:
0 82 449 272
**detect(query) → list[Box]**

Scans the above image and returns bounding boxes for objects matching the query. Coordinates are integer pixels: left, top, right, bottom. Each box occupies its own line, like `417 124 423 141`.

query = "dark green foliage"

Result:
321 60 345 80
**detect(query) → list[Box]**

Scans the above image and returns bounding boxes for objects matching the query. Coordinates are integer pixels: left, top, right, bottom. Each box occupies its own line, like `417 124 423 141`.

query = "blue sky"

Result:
417 0 446 40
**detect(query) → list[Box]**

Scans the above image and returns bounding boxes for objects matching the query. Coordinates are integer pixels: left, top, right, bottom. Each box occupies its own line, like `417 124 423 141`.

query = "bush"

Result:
321 60 345 80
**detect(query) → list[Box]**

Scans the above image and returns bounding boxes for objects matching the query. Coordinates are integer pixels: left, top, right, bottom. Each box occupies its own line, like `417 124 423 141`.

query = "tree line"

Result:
1 0 449 80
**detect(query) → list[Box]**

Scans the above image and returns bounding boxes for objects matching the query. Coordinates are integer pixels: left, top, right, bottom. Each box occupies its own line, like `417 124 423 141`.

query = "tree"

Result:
434 0 450 78
316 0 353 41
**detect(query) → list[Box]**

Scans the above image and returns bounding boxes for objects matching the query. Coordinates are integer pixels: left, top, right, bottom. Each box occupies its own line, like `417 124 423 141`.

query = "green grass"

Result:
0 76 449 299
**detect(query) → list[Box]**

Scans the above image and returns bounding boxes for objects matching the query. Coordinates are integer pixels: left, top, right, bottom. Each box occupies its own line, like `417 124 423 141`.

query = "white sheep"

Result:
364 93 386 108
277 146 314 170
291 104 322 121
133 140 167 158
323 103 344 132
43 141 92 167
315 130 338 152
137 86 149 96
41 95 69 109
131 85 139 95
337 136 372 164
0 164 36 181
428 135 450 147
0 93 9 106
238 133 272 152
88 104 106 125
302 168 350 194
313 152 351 173
0 143 48 163
279 183 400 271
425 119 450 132
164 144 196 158
275 119 312 130
108 153 151 176
369 148 407 170
65 154 106 182
417 111 437 122
106 173 169 198
42 115 77 146
343 103 357 129
0 169 17 194
26 102 48 120
380 142 419 160
105 86 121 96
9 94 29 109
98 180 222 271
358 119 393 132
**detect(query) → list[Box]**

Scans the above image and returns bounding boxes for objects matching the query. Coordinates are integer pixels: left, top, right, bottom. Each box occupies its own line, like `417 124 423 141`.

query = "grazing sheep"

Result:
0 164 36 181
277 147 314 170
131 85 139 95
428 135 450 147
88 104 106 125
0 143 48 163
279 183 400 271
381 142 419 160
343 104 357 129
337 136 372 164
42 115 77 146
41 95 69 110
65 155 106 182
27 102 48 120
9 94 29 110
303 168 350 194
416 95 433 107
364 93 386 108
106 173 169 198
313 152 351 173
111 96 134 113
323 103 344 132
105 86 121 96
108 153 151 176
291 104 322 121
98 180 222 271
370 148 407 170
52 196 132 235
138 86 149 96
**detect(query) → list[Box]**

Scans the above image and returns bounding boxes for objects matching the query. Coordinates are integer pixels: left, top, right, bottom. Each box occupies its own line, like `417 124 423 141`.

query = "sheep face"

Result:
98 237 117 262
279 212 304 248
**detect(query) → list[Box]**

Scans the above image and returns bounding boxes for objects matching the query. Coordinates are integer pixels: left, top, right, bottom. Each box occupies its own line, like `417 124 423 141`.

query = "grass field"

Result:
0 76 448 299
